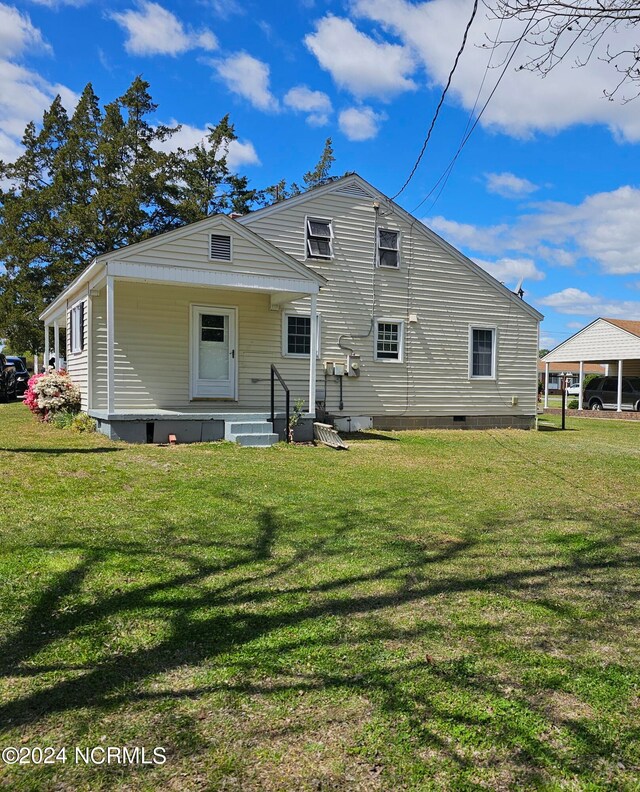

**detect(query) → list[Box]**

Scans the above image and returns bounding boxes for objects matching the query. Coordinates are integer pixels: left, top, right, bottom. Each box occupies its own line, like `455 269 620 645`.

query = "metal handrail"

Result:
270 364 291 443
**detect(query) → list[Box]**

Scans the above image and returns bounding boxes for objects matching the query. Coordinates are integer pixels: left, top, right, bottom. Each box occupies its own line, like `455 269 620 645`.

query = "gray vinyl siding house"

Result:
40 174 542 444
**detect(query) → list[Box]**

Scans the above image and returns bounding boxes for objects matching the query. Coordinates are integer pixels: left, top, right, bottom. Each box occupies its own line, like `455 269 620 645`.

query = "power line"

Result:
412 5 543 216
392 0 480 201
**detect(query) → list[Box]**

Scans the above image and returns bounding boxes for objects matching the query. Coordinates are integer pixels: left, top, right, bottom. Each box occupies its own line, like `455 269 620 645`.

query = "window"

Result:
209 234 232 261
375 320 403 362
283 313 321 357
378 229 399 268
69 302 84 354
306 218 333 259
470 327 496 378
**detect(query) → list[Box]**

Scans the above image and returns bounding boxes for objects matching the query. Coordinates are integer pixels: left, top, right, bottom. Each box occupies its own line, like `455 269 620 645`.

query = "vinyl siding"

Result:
115 222 305 282
545 319 640 362
61 291 89 410
102 281 313 411
243 189 539 417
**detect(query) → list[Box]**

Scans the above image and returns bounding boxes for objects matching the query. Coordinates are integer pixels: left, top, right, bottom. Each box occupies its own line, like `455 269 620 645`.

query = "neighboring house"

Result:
40 174 542 444
537 360 605 393
542 318 640 410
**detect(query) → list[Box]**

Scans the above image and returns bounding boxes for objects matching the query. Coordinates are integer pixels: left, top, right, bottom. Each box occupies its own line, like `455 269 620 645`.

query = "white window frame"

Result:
468 325 497 380
305 216 333 260
374 318 405 363
209 233 233 262
282 311 321 358
377 228 400 268
69 300 84 355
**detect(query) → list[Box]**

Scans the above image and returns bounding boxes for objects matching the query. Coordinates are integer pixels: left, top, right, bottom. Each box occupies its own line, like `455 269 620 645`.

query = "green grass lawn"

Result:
1 404 639 791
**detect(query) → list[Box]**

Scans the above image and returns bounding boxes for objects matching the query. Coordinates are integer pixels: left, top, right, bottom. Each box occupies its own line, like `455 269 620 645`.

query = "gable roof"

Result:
542 317 640 363
603 318 640 339
239 173 543 322
106 213 326 285
40 213 326 322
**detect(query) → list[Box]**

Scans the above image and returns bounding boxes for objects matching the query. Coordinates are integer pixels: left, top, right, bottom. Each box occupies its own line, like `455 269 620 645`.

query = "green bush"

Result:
49 410 75 429
71 412 97 433
568 399 579 409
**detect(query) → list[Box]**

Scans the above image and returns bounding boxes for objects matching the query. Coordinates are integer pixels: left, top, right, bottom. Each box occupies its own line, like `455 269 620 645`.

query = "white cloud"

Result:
353 0 640 140
485 172 538 199
284 85 332 126
538 287 640 318
111 2 217 57
0 3 50 58
338 105 385 140
305 15 416 100
429 186 640 276
153 121 260 168
214 52 279 112
0 6 77 164
474 256 545 285
28 0 87 6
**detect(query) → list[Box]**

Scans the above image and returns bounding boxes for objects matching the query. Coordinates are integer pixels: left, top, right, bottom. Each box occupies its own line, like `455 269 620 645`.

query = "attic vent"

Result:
210 234 232 261
334 182 373 198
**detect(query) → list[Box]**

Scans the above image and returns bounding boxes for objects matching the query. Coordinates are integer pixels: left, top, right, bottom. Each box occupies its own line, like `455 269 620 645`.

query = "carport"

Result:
542 318 640 412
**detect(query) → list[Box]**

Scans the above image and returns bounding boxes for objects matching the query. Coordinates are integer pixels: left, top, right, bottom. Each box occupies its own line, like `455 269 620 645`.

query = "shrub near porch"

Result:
0 404 638 791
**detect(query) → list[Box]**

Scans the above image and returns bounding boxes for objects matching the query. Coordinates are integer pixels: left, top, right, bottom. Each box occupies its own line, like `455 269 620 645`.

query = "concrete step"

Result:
224 420 273 439
232 433 280 448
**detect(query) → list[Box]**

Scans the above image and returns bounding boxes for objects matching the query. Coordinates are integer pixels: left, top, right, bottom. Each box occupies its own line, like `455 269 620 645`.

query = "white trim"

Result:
377 227 400 269
189 304 238 400
374 318 405 363
617 359 623 412
578 361 584 411
309 294 318 418
281 310 322 358
106 275 115 414
106 260 319 295
69 299 85 355
54 320 60 370
305 215 334 260
469 325 497 380
209 232 233 262
544 362 549 408
86 285 93 412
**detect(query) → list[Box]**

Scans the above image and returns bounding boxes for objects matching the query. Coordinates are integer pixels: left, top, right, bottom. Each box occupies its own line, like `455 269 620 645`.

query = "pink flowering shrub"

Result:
24 371 81 421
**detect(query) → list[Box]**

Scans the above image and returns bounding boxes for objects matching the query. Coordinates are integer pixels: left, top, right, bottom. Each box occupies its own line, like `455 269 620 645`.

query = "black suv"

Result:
0 353 17 402
6 356 30 396
583 376 640 411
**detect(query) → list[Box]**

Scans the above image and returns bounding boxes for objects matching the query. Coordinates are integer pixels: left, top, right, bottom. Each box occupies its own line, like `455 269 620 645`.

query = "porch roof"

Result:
40 213 326 324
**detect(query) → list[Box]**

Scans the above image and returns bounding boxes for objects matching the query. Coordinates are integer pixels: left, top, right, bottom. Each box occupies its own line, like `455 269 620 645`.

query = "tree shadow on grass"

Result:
0 447 121 454
0 505 638 788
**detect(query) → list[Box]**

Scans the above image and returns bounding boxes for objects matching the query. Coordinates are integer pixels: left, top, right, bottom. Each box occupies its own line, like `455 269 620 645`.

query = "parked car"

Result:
5 356 30 396
583 376 640 411
566 382 581 396
0 353 17 402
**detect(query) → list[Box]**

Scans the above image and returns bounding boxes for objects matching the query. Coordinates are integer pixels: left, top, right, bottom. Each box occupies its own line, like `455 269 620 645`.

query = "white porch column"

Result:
44 325 50 371
617 359 623 412
308 292 317 419
544 362 549 408
578 361 584 411
106 275 115 414
53 320 60 370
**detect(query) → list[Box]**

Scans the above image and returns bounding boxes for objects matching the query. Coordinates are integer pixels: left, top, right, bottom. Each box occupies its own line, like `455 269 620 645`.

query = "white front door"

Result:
191 305 237 399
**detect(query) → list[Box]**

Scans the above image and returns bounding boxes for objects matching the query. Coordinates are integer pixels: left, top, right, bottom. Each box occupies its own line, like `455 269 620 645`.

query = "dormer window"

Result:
210 234 232 261
378 229 399 268
306 217 333 259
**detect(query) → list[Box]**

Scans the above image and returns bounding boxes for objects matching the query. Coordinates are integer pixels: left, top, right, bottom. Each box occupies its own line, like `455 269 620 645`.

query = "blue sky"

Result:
3 0 640 349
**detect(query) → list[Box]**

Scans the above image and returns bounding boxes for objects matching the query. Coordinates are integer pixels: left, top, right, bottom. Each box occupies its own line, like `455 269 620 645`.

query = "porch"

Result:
87 408 313 445
40 226 325 445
